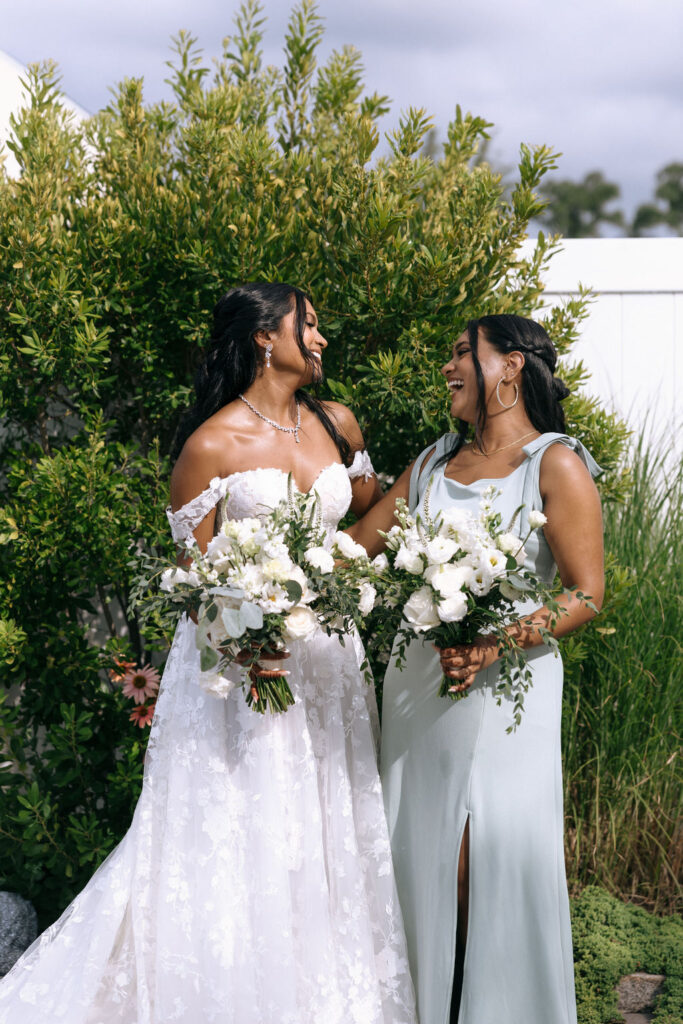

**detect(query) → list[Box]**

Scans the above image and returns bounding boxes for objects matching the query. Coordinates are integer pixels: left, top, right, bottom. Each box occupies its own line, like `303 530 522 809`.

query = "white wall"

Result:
524 238 683 435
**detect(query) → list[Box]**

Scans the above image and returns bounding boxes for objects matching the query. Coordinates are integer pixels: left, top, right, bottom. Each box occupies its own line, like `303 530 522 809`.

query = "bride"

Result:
0 282 417 1024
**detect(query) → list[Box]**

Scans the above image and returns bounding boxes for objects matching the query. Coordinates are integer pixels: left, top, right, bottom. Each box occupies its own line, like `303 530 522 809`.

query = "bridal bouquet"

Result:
157 478 376 715
379 483 564 729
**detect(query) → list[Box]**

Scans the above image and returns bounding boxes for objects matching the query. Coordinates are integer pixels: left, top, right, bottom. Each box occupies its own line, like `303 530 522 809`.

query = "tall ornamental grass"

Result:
561 433 682 913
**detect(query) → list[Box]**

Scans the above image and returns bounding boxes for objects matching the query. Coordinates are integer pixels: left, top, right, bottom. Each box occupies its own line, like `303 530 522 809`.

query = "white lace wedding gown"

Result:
0 455 417 1024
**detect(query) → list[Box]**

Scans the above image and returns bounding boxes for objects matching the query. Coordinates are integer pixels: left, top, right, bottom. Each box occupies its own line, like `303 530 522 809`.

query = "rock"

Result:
0 891 38 976
617 972 665 1013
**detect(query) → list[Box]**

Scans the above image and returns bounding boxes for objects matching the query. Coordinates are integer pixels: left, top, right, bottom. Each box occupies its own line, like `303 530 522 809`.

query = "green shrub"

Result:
0 0 628 924
571 887 683 1024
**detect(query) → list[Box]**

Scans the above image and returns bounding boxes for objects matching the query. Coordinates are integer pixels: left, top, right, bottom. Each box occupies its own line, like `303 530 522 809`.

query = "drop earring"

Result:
496 377 519 409
265 343 273 368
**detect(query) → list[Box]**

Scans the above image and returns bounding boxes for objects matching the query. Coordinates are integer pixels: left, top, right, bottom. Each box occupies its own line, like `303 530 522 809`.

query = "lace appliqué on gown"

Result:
0 454 415 1024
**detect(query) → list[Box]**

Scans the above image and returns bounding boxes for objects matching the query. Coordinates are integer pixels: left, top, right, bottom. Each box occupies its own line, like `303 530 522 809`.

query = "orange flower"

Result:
121 664 161 704
109 658 136 684
129 703 156 728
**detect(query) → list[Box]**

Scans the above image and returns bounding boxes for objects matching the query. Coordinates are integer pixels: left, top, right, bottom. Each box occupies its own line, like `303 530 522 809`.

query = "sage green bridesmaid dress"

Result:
380 432 600 1024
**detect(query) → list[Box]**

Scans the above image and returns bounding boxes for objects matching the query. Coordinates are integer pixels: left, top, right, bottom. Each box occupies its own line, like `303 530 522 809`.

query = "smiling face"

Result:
265 297 328 384
441 327 513 424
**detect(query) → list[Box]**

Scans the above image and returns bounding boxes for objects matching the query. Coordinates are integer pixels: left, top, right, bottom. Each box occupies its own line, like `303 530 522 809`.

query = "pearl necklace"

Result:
238 394 301 443
471 429 538 457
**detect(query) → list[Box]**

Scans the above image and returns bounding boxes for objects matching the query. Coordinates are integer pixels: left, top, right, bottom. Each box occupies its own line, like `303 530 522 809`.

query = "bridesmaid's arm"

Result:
440 445 605 690
345 463 414 556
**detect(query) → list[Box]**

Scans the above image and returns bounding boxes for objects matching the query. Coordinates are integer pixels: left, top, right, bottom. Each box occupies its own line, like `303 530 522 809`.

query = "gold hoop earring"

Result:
496 377 518 409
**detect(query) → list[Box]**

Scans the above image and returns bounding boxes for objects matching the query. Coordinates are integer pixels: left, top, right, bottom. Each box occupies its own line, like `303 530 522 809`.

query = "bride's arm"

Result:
323 401 384 515
170 429 229 558
440 445 604 690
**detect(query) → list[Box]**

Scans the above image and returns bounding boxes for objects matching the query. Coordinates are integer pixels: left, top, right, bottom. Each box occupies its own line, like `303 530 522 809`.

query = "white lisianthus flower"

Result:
287 565 316 605
160 566 200 591
198 670 238 699
332 531 369 561
425 563 475 597
283 605 319 641
481 547 507 578
304 546 335 574
424 536 459 565
437 592 468 623
371 553 389 571
528 510 548 529
469 564 494 597
257 582 294 614
438 505 475 532
358 582 377 615
403 586 441 632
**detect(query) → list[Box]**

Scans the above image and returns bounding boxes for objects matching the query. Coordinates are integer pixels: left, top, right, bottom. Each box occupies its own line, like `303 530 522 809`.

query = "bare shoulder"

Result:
320 400 365 449
170 419 240 510
539 441 597 499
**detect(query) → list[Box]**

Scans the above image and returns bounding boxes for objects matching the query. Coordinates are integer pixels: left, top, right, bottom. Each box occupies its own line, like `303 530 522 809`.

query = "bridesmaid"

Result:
348 314 604 1024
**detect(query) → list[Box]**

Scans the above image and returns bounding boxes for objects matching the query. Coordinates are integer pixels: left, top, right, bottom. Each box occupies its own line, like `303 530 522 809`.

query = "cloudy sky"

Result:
3 0 682 217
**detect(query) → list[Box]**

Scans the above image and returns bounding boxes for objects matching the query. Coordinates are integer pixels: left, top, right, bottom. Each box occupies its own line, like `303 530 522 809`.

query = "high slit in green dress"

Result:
380 432 600 1024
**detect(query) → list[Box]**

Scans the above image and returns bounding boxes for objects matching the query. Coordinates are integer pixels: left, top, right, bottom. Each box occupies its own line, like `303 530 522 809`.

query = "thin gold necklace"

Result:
471 429 538 457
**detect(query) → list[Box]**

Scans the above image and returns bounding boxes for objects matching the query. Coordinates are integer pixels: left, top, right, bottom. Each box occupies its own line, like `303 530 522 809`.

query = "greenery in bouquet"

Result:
378 482 570 730
132 478 377 714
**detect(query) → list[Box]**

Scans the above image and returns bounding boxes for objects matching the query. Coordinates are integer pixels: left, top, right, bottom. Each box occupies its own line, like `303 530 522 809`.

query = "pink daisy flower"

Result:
129 703 156 728
121 664 160 704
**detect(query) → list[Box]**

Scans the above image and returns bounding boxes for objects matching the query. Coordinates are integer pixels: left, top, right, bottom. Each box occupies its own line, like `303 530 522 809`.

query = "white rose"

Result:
198 670 238 699
358 582 377 616
372 553 389 571
425 563 475 597
395 545 424 574
438 507 473 533
424 536 459 565
305 546 335 574
332 531 369 560
283 605 319 641
205 532 235 569
528 510 547 529
497 532 527 567
403 586 441 632
437 592 468 623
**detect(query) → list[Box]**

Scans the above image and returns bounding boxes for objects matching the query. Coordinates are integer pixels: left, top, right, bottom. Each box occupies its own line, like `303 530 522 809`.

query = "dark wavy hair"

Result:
436 313 570 467
171 282 351 464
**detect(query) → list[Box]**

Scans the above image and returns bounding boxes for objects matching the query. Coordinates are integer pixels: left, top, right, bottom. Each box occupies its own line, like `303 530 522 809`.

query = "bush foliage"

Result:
1 0 632 925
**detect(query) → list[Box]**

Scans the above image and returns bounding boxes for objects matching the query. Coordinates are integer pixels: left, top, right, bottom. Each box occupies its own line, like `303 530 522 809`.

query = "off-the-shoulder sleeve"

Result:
166 476 231 543
347 449 376 481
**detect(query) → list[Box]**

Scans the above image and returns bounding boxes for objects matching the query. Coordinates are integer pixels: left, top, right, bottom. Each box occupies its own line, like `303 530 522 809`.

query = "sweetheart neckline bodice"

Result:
217 460 346 496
